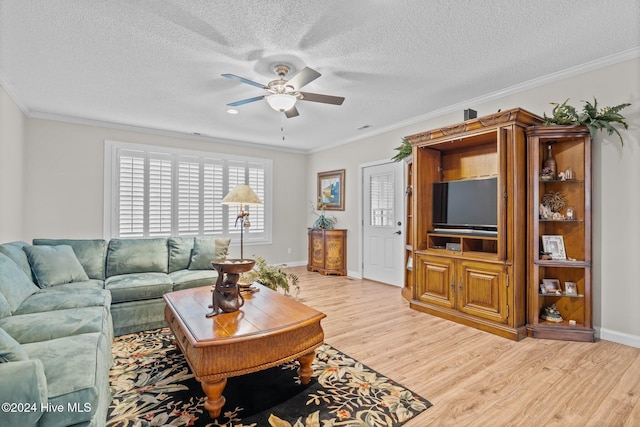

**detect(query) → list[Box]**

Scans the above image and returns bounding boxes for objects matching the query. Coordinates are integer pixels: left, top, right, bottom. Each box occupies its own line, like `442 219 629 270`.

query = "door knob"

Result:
393 230 402 235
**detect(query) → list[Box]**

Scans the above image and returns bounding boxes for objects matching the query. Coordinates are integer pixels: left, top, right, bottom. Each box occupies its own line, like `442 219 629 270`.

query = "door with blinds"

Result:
362 161 404 286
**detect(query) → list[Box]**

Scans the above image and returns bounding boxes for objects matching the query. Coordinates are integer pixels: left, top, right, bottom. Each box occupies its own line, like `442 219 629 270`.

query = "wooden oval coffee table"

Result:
163 283 326 419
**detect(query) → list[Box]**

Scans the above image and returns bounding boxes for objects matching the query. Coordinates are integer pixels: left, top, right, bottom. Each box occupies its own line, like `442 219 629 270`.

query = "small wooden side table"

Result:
307 228 347 276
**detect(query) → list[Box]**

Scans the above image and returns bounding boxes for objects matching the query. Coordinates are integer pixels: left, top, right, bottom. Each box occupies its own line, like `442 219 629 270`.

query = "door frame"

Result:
358 159 406 284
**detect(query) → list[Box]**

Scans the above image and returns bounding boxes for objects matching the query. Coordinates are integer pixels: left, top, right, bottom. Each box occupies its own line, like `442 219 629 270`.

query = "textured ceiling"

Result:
1 0 639 152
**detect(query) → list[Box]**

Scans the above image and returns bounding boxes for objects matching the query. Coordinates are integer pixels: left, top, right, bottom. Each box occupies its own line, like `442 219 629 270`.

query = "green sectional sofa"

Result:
0 236 229 427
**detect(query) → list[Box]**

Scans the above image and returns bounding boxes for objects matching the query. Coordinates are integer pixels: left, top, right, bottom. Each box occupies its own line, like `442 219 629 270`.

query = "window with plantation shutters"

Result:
105 141 272 244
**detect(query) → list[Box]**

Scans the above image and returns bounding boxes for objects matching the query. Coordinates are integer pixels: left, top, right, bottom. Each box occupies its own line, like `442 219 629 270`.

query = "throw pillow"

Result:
188 237 231 270
0 253 39 312
23 245 89 288
0 327 28 363
0 241 34 279
168 237 194 273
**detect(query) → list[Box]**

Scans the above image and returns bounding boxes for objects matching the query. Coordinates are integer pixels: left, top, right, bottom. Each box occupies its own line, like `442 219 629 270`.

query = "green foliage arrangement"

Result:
244 255 299 296
543 98 631 145
391 137 412 162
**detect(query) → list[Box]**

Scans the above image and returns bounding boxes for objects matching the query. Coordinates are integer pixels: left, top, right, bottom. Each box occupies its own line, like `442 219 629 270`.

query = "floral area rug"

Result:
107 328 431 427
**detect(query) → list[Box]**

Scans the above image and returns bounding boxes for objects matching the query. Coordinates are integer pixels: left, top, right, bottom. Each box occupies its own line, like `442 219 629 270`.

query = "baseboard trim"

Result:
596 326 640 349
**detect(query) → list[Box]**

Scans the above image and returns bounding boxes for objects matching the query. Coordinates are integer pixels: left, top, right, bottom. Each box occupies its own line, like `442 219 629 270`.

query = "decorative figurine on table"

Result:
541 304 563 323
206 259 255 317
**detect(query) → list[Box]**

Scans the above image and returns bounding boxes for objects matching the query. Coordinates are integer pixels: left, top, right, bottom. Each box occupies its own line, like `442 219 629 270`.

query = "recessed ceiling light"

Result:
227 109 239 114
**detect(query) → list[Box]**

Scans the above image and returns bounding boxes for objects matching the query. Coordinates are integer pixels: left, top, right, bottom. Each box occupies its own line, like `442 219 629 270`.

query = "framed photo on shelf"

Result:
564 281 578 296
540 278 562 294
541 235 566 260
317 169 345 211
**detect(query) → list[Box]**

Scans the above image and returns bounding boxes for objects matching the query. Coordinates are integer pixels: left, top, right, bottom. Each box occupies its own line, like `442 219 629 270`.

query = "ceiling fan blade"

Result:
300 92 345 105
227 95 265 107
284 106 300 118
287 67 321 90
221 73 266 89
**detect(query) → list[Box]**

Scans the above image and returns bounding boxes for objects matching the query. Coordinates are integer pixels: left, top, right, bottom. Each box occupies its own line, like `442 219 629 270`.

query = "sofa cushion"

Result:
23 245 90 288
13 288 111 315
33 238 107 280
106 238 168 277
0 292 11 319
0 253 39 313
188 237 231 270
0 241 33 280
0 326 28 362
0 306 109 344
23 332 110 426
105 272 173 303
35 279 104 292
170 269 217 291
168 237 194 273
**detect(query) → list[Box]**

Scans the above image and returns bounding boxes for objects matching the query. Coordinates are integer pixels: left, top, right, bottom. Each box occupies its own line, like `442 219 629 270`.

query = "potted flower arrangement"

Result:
311 198 336 229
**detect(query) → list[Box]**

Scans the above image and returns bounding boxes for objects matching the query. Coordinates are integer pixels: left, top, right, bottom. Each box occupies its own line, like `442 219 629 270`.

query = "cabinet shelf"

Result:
538 292 584 298
539 179 584 184
535 259 590 268
537 319 586 328
539 219 583 223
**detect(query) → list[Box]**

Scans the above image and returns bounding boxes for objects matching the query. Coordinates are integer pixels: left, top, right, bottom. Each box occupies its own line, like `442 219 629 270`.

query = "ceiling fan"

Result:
222 64 345 118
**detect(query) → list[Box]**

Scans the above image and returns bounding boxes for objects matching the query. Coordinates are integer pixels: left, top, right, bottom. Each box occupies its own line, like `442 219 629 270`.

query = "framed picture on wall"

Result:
317 169 345 211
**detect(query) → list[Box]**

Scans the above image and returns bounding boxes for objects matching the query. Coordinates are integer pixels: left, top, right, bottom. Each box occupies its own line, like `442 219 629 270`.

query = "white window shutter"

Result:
148 153 173 236
203 159 224 235
178 157 200 235
117 149 145 237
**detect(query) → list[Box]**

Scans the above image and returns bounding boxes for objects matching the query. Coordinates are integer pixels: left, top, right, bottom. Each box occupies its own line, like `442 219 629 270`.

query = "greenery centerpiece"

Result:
543 98 631 145
243 255 299 296
391 137 412 162
311 198 336 229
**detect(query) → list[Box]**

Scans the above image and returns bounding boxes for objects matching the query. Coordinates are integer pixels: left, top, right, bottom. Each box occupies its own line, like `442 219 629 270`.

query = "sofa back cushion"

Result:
0 241 33 280
188 237 231 270
33 239 107 280
0 326 28 362
106 238 168 277
168 237 194 273
0 292 11 319
0 253 39 312
23 245 90 288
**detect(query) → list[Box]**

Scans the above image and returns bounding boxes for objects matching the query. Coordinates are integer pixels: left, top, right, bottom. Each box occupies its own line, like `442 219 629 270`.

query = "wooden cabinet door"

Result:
309 231 324 269
415 255 455 309
457 261 507 324
324 232 345 271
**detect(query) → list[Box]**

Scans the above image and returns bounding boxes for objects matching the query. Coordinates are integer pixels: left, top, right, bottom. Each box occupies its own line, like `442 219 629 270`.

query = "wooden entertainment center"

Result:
402 108 594 341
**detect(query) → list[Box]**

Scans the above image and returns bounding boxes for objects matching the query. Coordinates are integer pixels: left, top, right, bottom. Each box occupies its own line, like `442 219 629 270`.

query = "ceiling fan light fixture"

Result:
266 93 297 112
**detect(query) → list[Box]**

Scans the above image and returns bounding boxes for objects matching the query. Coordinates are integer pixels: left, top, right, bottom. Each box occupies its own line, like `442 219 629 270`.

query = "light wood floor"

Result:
289 267 640 427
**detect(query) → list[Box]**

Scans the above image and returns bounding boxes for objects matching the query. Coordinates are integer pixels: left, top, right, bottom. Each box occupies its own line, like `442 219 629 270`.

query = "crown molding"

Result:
4 47 639 156
309 47 640 154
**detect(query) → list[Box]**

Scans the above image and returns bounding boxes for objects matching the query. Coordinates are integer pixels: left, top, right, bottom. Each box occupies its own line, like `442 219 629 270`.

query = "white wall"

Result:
307 57 640 347
0 86 26 241
21 118 309 265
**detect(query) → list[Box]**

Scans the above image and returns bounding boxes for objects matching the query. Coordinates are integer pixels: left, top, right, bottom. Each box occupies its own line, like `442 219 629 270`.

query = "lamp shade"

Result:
266 93 297 112
221 184 262 206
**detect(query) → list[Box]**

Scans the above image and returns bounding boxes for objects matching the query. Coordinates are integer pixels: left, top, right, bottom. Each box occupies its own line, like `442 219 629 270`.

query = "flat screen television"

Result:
432 177 498 232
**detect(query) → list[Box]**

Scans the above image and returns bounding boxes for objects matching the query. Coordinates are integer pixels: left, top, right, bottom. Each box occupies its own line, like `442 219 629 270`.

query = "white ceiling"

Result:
1 1 639 152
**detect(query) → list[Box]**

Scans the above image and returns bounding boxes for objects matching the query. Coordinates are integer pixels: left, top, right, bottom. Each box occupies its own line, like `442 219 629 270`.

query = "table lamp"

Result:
221 184 262 260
